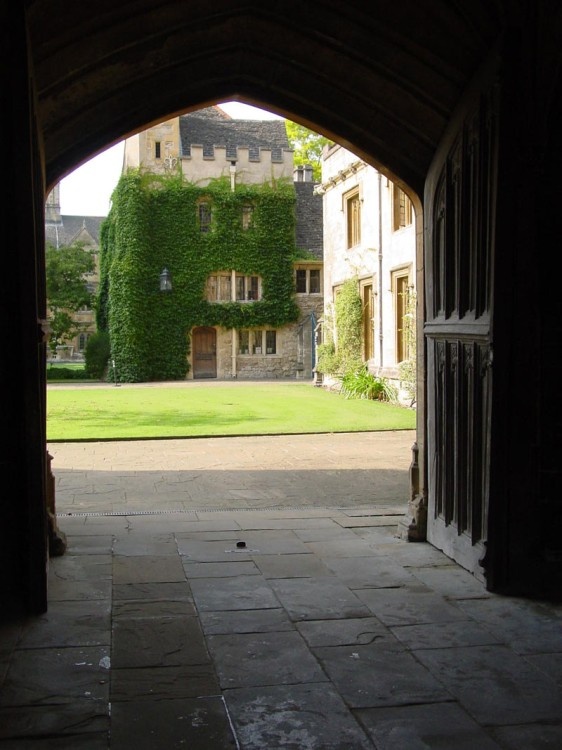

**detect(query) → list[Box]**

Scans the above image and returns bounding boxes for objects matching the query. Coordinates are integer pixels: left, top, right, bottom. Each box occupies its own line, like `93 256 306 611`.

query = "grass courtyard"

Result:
47 381 416 441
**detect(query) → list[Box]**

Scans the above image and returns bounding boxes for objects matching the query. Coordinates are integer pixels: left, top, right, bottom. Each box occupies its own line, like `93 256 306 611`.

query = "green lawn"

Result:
47 382 416 441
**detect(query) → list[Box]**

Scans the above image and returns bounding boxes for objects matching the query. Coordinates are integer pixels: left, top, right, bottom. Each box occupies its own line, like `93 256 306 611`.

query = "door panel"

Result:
425 80 497 583
192 327 217 378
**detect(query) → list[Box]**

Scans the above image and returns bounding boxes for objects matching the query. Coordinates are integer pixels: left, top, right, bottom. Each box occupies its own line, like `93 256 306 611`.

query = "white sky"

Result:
59 102 283 217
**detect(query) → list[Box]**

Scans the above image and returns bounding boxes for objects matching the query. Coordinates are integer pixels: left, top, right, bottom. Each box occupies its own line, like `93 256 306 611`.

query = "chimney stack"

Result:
294 164 314 182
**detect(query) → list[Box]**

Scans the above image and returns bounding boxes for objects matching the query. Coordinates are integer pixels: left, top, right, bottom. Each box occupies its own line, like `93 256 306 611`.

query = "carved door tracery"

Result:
425 85 497 582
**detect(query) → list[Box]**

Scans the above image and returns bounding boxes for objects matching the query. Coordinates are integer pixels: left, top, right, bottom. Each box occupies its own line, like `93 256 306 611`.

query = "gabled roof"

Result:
45 215 104 249
180 106 289 160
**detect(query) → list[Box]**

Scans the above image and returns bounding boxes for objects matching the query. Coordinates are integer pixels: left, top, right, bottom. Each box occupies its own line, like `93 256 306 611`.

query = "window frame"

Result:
237 329 278 356
344 187 362 249
359 277 375 362
235 274 260 302
198 199 212 233
294 264 322 295
392 267 412 363
78 332 89 352
207 272 262 303
241 204 254 230
392 185 413 231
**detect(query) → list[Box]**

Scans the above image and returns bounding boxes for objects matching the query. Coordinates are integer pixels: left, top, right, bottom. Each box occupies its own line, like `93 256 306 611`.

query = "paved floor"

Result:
1 430 562 749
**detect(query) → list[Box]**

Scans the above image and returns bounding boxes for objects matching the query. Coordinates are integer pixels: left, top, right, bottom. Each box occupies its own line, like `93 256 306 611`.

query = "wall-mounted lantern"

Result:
159 267 172 292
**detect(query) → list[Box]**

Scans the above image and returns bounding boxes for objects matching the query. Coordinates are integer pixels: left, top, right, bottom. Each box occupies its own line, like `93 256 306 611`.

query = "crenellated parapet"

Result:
180 144 293 185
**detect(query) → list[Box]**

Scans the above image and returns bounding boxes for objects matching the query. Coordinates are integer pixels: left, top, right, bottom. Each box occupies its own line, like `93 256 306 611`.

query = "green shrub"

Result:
46 366 88 381
315 342 339 374
85 331 110 379
338 366 397 402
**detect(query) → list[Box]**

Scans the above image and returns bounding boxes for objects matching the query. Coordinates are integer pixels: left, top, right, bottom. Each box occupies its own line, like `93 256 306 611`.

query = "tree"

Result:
45 241 96 356
285 121 332 181
84 331 110 379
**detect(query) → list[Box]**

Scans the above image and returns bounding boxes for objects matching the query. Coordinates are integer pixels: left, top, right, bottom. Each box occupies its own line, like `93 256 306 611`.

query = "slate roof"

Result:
294 182 323 260
180 106 289 161
45 215 105 249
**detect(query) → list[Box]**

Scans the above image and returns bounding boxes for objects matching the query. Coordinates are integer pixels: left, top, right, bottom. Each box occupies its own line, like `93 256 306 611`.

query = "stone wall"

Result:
189 294 324 380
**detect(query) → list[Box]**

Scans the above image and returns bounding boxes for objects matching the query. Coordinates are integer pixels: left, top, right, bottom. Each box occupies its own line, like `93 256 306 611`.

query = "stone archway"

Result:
3 2 562 614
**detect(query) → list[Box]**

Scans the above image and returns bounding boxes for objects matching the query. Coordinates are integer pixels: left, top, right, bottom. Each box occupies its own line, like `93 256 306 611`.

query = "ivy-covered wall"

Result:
98 171 302 381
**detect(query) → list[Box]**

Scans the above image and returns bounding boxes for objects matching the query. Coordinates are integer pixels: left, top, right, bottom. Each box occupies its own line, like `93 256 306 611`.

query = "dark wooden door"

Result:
192 327 217 378
424 80 497 584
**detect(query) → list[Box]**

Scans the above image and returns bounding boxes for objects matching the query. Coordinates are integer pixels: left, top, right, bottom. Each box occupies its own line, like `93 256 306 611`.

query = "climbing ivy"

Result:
316 277 363 375
398 288 417 406
98 171 302 381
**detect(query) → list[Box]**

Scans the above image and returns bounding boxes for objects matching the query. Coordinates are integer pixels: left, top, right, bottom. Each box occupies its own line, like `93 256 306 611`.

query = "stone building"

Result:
117 106 323 380
44 184 102 359
315 144 416 400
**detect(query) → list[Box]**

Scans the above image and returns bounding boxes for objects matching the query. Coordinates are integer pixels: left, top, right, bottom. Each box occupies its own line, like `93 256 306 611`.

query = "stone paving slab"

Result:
0 645 110 707
313 641 451 708
225 683 374 749
47 553 113 581
207 631 328 689
186 529 312 556
181 560 261 578
17 600 111 649
112 581 193 601
356 702 503 750
524 653 562 685
0 703 109 741
454 596 562 655
409 563 496 599
491 724 562 749
268 576 372 621
305 537 384 558
293 524 360 541
189 574 282 612
0 733 110 749
389 619 502 650
177 538 254 563
355 585 470 626
112 615 210 669
112 598 197 618
109 696 238 750
199 608 294 636
251 551 333 578
110 663 220 701
47 575 112 603
58 535 113 555
295 617 396 649
321 554 418 589
112 532 178 556
414 644 562 726
112 554 186 584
